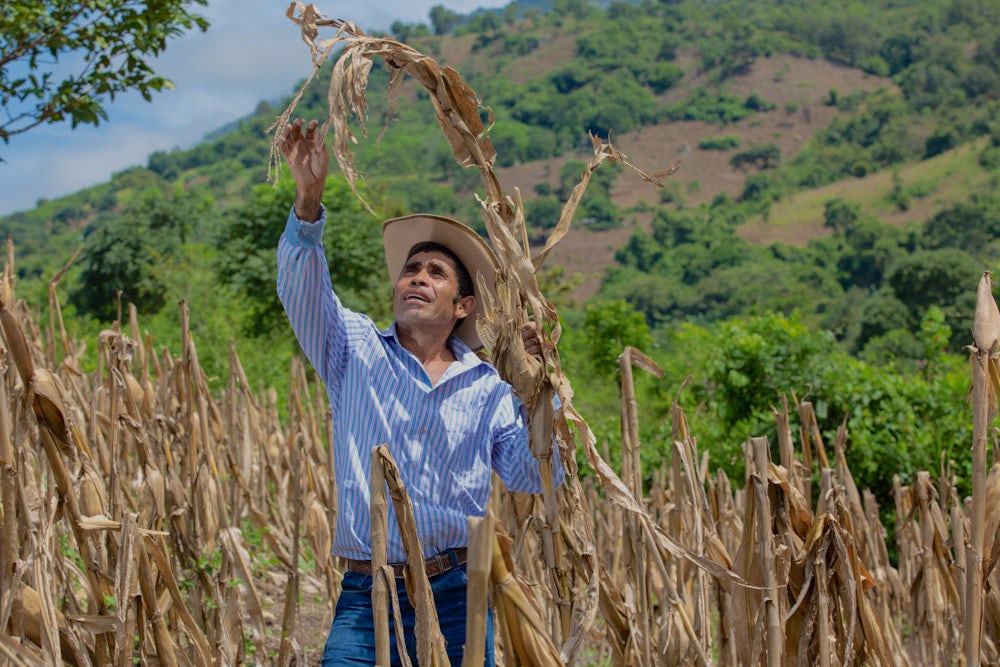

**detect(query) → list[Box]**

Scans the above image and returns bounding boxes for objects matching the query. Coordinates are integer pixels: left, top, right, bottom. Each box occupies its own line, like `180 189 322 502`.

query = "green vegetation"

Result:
3 0 1000 517
699 135 743 151
1 0 209 142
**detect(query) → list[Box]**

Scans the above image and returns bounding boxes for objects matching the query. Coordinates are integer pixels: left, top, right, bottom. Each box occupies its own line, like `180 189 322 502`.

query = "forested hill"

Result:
2 0 999 500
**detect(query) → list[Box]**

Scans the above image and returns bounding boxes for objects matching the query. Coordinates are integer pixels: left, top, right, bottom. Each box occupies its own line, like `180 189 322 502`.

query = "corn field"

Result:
0 235 998 666
3 4 1000 665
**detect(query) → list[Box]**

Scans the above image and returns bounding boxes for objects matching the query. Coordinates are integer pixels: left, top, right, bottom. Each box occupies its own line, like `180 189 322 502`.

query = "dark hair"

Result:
406 242 474 298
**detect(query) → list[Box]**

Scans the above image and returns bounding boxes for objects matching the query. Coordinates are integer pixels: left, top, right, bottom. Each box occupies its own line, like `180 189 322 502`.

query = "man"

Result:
276 118 560 665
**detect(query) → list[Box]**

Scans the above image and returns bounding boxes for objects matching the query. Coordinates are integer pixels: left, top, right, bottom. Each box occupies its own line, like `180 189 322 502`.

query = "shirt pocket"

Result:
440 398 485 446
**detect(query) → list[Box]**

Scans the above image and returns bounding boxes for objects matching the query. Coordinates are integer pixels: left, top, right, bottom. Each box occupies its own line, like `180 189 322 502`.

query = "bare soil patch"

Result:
496 54 892 300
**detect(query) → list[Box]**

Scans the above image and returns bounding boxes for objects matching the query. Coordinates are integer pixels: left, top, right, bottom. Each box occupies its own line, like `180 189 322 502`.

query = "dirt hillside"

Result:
493 54 892 301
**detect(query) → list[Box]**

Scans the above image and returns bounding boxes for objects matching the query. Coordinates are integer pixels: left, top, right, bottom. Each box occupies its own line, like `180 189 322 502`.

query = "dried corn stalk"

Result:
375 444 450 666
0 241 339 665
967 271 1000 667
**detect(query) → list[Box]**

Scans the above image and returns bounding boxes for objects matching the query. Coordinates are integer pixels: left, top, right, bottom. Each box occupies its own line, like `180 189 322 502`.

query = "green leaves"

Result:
69 185 213 321
692 311 972 502
215 174 389 337
1 0 208 142
582 299 652 379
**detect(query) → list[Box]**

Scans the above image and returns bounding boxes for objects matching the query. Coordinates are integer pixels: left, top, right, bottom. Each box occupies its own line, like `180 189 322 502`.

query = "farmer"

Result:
276 118 561 666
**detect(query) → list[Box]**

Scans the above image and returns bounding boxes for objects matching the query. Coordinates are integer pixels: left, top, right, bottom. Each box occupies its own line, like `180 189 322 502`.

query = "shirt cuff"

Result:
283 205 326 247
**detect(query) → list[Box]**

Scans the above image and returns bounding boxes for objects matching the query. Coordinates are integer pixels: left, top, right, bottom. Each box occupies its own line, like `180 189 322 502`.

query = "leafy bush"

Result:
688 312 972 503
582 300 652 378
525 197 564 229
699 135 743 150
71 186 213 321
215 175 390 337
663 88 756 125
729 143 781 170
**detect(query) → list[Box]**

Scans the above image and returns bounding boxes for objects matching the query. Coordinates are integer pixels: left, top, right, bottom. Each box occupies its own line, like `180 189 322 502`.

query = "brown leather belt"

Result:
346 548 468 579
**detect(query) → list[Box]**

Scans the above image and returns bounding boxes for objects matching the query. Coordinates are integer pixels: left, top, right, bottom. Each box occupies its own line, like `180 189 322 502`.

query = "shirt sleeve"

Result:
276 206 350 391
491 389 565 494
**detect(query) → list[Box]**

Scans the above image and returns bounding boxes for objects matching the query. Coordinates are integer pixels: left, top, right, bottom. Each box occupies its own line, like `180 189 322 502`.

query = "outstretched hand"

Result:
279 118 329 222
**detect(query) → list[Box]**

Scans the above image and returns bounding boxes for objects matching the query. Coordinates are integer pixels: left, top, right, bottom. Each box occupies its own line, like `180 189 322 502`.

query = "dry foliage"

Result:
0 242 341 665
1 4 998 666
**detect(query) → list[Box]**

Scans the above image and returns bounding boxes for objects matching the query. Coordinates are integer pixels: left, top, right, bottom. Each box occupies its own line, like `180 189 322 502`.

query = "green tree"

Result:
70 186 212 321
1 0 208 142
740 173 780 205
601 268 688 327
857 289 912 349
705 312 826 426
556 159 622 227
216 174 390 336
583 300 652 378
921 199 1000 259
428 5 461 35
823 198 861 235
390 21 431 43
729 143 781 170
835 218 902 290
886 248 981 350
525 197 564 230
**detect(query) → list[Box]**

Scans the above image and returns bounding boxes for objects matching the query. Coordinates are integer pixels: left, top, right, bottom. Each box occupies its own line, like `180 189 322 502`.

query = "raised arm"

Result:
276 119 350 390
279 118 329 223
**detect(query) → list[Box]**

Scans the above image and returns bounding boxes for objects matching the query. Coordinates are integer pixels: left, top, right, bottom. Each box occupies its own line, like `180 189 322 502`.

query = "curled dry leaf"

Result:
974 272 1000 354
0 298 34 386
305 494 332 568
194 462 221 558
31 369 74 457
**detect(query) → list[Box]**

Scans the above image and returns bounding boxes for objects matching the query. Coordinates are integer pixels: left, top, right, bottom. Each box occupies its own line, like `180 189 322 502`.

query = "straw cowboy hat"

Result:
383 213 499 351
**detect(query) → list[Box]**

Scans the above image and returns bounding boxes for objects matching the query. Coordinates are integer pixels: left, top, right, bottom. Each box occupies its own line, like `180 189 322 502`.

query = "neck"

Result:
396 323 456 366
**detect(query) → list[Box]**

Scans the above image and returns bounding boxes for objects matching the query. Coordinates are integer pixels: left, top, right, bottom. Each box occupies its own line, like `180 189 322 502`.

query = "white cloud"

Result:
0 0 509 216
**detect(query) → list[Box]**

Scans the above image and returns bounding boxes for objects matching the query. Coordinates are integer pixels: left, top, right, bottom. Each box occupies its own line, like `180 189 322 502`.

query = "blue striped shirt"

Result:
277 208 556 561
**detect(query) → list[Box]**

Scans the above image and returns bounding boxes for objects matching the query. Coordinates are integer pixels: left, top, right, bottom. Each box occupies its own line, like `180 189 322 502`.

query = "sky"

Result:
0 0 508 216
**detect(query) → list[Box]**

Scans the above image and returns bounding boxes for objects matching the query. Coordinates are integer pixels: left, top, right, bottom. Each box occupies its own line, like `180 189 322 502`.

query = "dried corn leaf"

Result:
491 528 562 666
974 272 1000 355
375 445 449 666
273 7 497 212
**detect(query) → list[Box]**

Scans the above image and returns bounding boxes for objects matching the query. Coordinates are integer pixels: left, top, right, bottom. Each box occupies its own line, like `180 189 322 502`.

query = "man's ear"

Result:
454 295 475 319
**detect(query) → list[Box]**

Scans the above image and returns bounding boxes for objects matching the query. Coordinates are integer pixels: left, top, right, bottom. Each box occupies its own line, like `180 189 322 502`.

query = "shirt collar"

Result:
380 322 484 370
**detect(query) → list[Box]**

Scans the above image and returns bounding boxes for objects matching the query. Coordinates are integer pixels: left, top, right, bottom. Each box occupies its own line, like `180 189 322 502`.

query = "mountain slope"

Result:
495 52 893 298
2 0 998 340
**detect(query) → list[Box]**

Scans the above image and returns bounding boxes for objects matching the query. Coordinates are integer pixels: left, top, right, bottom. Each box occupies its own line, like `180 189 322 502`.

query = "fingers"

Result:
280 118 319 149
279 120 328 173
278 118 301 156
521 322 542 356
303 118 320 143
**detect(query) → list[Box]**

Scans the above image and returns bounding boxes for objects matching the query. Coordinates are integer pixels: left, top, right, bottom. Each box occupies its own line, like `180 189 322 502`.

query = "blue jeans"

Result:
321 562 495 666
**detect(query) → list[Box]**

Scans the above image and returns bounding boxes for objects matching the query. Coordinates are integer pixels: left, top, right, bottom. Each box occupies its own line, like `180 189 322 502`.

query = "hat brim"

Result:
383 214 498 351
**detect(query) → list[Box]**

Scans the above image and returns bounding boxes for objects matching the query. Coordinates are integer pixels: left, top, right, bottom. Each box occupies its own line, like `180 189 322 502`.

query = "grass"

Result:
757 138 992 232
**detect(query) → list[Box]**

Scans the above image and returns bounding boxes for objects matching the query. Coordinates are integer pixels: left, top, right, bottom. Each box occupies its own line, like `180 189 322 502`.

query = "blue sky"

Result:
0 0 507 216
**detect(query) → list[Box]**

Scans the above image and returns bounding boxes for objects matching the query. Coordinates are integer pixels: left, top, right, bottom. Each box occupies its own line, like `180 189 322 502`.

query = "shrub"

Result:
698 135 743 150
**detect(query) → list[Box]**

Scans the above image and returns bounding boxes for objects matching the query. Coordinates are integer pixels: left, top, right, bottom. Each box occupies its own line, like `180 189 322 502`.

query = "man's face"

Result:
393 250 475 335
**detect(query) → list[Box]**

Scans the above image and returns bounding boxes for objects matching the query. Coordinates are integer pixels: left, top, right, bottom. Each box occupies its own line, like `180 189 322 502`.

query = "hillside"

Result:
2 0 999 373
738 137 993 245
496 53 893 298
